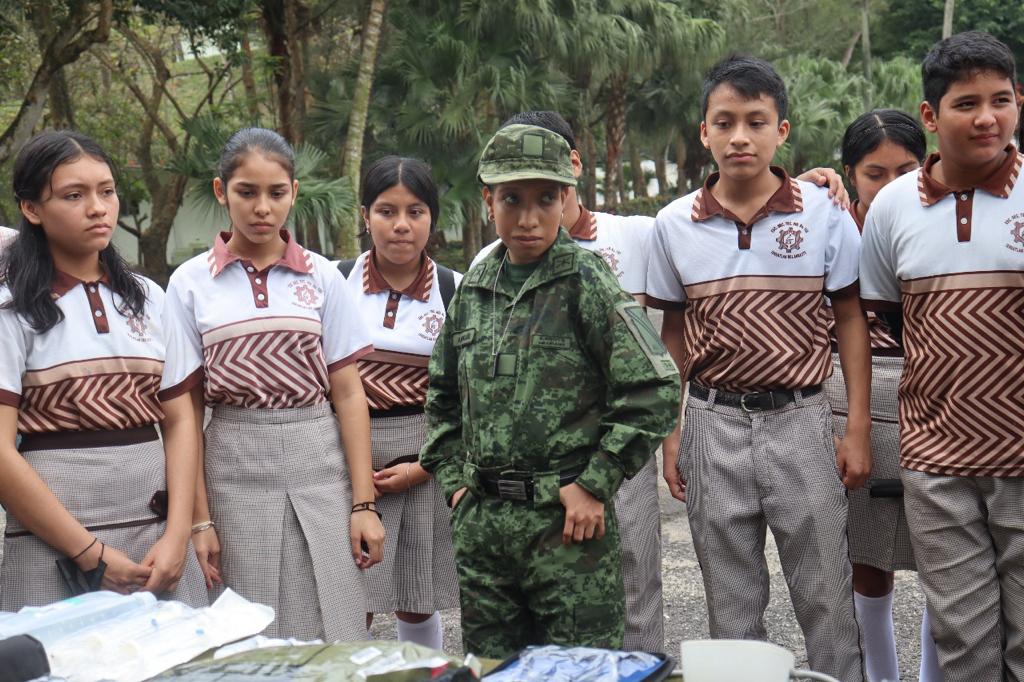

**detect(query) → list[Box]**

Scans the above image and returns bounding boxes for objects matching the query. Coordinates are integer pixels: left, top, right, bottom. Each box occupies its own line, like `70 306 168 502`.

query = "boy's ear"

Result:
699 121 710 149
570 150 583 179
777 119 791 146
920 100 939 134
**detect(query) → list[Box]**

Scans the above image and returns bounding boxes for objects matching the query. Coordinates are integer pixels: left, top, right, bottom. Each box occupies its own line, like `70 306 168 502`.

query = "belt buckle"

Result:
497 479 529 501
740 391 775 413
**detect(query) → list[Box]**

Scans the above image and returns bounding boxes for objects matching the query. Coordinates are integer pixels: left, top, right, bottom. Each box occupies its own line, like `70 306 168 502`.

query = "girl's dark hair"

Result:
361 156 439 232
218 127 296 183
841 109 927 170
0 130 145 333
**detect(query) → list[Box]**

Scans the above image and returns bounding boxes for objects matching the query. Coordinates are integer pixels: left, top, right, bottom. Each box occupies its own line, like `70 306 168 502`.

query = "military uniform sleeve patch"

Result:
452 328 477 347
614 301 679 379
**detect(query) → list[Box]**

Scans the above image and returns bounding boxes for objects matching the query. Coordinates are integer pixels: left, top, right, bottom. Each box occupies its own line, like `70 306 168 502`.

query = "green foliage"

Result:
605 194 674 218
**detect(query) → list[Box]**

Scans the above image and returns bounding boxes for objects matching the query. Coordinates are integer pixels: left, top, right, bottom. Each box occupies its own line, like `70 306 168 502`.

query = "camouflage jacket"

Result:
421 229 680 504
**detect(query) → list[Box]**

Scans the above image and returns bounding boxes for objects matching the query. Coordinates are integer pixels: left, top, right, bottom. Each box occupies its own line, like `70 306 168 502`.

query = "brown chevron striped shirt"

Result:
160 230 372 409
645 169 861 393
861 147 1024 477
0 273 166 434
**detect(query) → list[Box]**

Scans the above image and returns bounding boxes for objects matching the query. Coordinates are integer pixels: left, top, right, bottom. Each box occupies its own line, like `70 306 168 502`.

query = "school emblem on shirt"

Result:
418 309 445 341
595 247 624 277
289 280 323 309
125 314 152 342
1005 213 1024 254
771 221 808 259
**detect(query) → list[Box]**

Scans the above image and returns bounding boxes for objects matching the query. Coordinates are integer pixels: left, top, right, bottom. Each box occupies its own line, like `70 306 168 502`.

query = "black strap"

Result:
338 257 457 309
337 258 357 279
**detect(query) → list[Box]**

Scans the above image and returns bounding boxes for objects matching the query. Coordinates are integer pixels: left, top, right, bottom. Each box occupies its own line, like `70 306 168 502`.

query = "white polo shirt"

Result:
0 227 15 252
470 205 654 294
860 147 1024 477
161 230 372 408
646 168 861 393
345 251 462 412
0 273 166 434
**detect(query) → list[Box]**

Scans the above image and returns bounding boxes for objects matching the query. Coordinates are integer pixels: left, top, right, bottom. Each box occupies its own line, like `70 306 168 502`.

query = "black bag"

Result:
0 634 50 682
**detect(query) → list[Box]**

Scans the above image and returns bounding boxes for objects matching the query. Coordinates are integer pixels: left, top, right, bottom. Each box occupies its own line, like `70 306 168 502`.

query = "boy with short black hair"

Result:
859 30 1024 681
647 54 870 681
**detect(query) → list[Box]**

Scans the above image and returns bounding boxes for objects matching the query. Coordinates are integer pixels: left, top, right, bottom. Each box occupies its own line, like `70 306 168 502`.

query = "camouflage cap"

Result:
478 124 577 187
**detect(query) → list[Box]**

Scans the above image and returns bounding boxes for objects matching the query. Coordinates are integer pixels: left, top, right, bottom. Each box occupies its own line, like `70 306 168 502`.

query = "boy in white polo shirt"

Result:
647 55 870 681
859 31 1023 682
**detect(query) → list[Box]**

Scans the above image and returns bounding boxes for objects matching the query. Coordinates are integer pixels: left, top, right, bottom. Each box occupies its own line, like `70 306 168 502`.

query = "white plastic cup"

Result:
680 640 840 682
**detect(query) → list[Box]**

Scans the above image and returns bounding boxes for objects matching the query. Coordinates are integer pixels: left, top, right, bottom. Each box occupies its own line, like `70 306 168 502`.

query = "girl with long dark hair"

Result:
161 127 384 641
343 156 460 649
0 130 206 609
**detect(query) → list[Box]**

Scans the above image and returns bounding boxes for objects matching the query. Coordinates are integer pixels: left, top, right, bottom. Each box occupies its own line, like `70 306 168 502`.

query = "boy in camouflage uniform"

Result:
420 124 680 658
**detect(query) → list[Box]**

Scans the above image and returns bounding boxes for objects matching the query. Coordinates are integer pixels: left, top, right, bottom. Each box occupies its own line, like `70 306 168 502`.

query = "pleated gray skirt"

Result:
824 353 916 572
204 403 367 642
365 412 459 614
1 437 207 611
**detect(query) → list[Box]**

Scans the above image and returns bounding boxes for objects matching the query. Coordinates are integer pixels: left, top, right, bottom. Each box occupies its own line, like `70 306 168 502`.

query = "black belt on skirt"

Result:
18 424 159 453
373 454 419 472
689 383 821 412
476 464 587 502
369 405 425 419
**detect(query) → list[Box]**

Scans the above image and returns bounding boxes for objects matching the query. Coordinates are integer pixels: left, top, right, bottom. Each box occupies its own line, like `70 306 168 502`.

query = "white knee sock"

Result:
854 590 900 682
396 611 443 651
919 606 943 682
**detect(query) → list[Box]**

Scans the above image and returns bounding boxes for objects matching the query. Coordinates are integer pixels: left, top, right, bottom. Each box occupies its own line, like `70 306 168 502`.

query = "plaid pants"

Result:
680 387 863 682
902 470 1024 682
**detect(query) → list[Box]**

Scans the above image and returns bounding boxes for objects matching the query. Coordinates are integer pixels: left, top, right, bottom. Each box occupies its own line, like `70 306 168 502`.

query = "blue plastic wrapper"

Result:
485 646 663 682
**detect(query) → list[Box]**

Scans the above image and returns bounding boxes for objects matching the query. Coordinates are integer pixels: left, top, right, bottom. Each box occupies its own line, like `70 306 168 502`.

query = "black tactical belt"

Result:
689 382 821 412
477 466 586 502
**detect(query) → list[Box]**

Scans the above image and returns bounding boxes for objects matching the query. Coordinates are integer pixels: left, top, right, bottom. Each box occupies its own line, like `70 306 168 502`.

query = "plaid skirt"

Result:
204 403 367 642
823 353 916 572
365 412 459 614
1 437 207 611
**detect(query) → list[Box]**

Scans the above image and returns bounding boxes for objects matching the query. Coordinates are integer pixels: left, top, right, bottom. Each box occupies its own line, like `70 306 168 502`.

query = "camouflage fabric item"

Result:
420 229 680 657
477 124 577 187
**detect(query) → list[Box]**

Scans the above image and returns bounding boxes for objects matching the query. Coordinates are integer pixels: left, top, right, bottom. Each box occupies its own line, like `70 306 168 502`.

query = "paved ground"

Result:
371 308 929 680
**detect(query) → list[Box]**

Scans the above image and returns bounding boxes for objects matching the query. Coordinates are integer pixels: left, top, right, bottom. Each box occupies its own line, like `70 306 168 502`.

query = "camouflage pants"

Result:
450 492 625 658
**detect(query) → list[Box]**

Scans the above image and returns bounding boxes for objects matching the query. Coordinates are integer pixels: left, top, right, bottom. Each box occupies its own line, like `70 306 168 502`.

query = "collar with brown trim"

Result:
848 200 865 232
917 146 1023 207
363 249 435 302
568 204 596 241
51 269 109 298
690 166 803 225
208 229 312 278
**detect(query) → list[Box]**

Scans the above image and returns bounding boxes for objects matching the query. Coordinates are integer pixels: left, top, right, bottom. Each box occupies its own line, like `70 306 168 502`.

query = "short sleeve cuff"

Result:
327 344 374 374
0 389 20 408
157 367 204 402
643 295 686 311
424 459 466 504
574 451 626 502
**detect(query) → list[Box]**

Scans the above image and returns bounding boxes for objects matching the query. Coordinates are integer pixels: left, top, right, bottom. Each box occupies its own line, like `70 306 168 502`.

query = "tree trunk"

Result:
861 0 873 109
261 0 295 142
582 124 598 208
674 134 687 189
285 0 308 145
337 0 388 258
942 0 955 39
240 32 260 120
0 0 113 166
462 201 482 265
47 71 76 129
603 73 628 209
654 144 668 195
629 138 647 199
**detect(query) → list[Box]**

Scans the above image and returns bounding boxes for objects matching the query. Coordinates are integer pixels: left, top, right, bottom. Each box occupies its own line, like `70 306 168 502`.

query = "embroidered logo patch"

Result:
1005 213 1024 254
595 246 624 277
771 221 808 259
418 309 445 340
125 313 152 342
289 280 323 309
